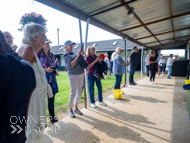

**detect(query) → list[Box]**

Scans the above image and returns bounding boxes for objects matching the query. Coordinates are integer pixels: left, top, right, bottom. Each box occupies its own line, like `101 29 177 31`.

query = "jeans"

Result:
146 65 150 77
88 74 103 103
167 65 172 78
129 66 136 83
150 67 156 82
114 74 122 89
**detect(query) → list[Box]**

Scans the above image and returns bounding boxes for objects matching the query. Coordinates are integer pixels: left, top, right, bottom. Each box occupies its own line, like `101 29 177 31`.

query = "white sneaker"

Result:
99 101 107 106
152 81 156 84
91 103 97 108
149 82 153 84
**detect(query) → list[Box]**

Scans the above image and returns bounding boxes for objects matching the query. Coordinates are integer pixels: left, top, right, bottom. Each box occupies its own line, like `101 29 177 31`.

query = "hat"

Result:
99 54 105 61
45 39 52 44
63 40 75 48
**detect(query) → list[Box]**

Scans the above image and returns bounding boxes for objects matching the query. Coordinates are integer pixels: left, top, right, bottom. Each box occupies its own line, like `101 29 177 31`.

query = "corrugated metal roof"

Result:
36 0 190 49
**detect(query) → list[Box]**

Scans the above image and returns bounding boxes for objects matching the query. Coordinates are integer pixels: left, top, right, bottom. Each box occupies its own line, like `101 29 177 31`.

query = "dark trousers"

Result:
129 66 136 84
88 74 103 103
146 65 150 77
114 74 122 89
150 67 156 82
48 83 56 121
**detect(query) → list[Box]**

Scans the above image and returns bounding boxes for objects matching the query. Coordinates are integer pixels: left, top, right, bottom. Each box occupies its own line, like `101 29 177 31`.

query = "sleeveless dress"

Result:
16 44 53 143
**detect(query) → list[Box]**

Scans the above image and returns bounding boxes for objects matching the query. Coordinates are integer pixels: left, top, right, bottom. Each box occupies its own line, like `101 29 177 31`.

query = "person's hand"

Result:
81 50 85 56
124 63 129 66
46 67 54 73
77 50 81 58
56 71 59 76
95 57 100 63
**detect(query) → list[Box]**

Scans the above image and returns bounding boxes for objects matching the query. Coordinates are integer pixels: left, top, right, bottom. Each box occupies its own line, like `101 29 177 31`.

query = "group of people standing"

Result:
146 52 176 84
1 21 177 143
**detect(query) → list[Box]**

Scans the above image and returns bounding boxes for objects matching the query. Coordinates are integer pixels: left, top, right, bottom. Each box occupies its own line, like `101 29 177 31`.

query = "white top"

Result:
159 59 166 66
17 44 53 143
145 58 149 65
167 57 173 66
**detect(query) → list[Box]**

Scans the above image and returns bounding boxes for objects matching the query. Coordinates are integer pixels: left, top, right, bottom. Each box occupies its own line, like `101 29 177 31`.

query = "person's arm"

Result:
149 57 157 64
70 50 81 68
107 58 110 68
116 56 128 66
87 57 99 69
128 58 131 64
44 67 54 73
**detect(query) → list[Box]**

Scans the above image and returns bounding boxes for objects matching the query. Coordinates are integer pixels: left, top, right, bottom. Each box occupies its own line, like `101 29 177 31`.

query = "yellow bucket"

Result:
113 89 123 99
185 79 190 84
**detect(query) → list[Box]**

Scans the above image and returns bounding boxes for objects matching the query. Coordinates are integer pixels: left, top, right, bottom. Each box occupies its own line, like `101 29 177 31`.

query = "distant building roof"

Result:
51 39 141 55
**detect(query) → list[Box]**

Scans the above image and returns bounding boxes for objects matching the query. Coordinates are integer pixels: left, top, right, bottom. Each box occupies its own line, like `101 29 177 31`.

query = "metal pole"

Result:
124 39 127 86
141 46 144 79
57 28 59 45
84 18 90 107
187 44 189 59
124 38 128 86
79 17 88 108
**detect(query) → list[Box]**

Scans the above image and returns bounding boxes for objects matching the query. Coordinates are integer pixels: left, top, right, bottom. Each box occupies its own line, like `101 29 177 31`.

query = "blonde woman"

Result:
86 46 107 108
104 53 110 79
16 23 53 143
112 47 128 89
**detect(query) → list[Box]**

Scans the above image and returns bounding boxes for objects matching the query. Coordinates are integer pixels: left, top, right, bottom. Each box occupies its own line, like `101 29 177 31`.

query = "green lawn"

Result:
51 72 140 115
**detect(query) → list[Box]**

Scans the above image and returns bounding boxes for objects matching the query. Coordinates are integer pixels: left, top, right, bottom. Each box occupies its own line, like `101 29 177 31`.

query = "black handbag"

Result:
78 54 88 68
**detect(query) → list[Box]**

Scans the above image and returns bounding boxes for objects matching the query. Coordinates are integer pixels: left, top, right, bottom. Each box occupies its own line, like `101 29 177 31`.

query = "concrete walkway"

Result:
41 76 190 143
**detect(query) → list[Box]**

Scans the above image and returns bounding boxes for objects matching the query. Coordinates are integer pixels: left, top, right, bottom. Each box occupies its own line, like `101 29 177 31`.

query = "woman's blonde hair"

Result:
151 50 155 55
86 46 96 56
111 47 122 60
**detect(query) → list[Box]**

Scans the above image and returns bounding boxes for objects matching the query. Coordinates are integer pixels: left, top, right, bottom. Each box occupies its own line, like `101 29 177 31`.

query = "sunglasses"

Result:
4 35 14 39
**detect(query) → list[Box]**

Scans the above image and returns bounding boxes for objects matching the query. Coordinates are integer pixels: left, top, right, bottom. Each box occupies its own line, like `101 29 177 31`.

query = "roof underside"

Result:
36 0 190 50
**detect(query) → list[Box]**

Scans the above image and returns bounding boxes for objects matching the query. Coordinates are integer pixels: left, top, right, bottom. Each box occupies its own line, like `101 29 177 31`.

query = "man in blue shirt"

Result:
128 46 138 85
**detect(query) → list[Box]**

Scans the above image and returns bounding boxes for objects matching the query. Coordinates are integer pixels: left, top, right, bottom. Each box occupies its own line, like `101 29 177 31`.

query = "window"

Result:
92 43 97 47
112 41 118 46
74 45 79 49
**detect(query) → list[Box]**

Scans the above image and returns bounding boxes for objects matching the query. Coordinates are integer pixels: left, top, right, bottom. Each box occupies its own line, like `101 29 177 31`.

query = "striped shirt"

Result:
86 55 97 74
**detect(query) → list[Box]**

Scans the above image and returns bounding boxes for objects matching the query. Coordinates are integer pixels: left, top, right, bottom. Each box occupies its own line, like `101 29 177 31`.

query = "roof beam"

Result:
118 0 163 47
117 11 190 33
135 27 190 40
89 0 138 17
168 0 175 39
144 35 190 44
36 0 151 48
151 42 185 49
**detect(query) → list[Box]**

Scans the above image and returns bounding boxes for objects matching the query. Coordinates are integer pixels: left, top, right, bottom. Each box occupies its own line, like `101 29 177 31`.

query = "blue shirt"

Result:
129 51 137 67
158 57 161 62
113 54 124 75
